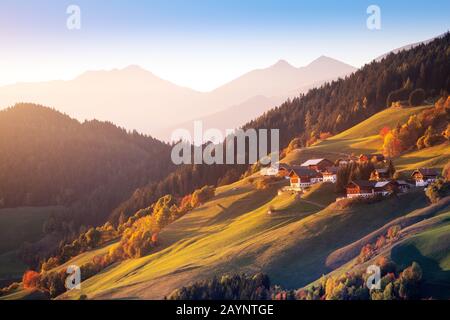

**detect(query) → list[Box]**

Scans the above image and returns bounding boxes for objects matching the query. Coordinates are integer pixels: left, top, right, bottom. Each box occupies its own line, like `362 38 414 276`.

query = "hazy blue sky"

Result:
0 0 449 91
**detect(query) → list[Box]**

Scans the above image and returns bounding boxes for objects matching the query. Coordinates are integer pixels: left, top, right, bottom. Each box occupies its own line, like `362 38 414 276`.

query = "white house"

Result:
322 166 339 183
346 180 397 199
411 168 440 187
288 167 323 191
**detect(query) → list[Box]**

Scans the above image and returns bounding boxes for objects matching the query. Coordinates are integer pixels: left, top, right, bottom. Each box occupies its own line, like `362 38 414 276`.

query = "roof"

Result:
301 158 331 166
374 168 389 173
396 180 413 185
324 166 339 174
278 163 292 170
348 180 394 190
289 167 320 178
347 180 377 188
374 181 390 188
412 168 440 177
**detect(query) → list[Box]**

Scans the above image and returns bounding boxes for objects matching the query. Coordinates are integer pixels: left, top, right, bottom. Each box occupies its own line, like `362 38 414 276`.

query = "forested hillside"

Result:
244 33 450 147
0 104 174 226
111 33 450 223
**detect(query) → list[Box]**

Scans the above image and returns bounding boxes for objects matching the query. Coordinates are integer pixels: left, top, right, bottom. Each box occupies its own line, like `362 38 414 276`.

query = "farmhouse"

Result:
260 163 292 177
396 180 414 193
300 158 334 172
346 180 397 199
358 153 385 163
411 168 440 187
370 168 391 181
278 163 292 178
322 166 339 183
288 167 322 191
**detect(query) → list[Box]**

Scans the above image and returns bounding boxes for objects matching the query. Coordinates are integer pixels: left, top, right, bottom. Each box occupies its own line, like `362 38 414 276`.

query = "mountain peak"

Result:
271 59 294 69
305 55 356 73
307 55 336 66
122 64 146 72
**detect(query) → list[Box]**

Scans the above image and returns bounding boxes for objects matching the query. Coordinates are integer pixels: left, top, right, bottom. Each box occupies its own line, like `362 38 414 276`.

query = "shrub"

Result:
22 270 41 290
426 178 450 203
387 225 401 241
443 162 450 181
409 88 426 106
255 178 270 190
398 262 422 299
169 273 272 300
0 282 20 297
357 244 374 263
387 87 410 108
286 137 302 154
191 186 215 207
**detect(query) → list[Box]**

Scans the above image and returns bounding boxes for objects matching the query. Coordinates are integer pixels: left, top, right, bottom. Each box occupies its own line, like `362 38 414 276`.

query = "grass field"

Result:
52 106 449 300
283 105 449 174
52 178 429 300
305 206 450 299
390 213 450 299
5 105 448 300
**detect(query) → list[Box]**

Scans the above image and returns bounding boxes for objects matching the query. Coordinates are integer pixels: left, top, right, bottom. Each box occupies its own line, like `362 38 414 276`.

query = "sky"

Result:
0 0 449 91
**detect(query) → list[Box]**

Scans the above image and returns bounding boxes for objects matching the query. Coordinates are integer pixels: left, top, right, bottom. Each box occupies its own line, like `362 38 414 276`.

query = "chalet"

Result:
411 168 440 187
300 158 334 172
288 167 322 191
260 162 291 177
396 180 414 193
322 166 339 183
278 163 292 178
346 180 397 199
370 168 391 181
358 154 385 163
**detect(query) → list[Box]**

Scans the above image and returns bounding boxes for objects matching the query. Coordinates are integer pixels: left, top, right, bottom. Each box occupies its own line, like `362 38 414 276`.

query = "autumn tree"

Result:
379 126 390 138
191 186 215 207
285 137 302 154
425 178 450 203
442 162 450 181
383 132 402 158
409 88 426 106
22 270 41 290
398 262 422 300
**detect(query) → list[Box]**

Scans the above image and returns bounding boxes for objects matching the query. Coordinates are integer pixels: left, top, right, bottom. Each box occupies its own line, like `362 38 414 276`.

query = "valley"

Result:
3 103 444 300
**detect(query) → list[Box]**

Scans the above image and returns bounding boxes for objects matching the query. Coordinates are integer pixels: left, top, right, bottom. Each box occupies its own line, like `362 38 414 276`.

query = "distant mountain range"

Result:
0 56 356 140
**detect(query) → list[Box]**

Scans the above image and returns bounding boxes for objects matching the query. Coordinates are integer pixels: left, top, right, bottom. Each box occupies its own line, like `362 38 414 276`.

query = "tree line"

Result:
111 33 450 225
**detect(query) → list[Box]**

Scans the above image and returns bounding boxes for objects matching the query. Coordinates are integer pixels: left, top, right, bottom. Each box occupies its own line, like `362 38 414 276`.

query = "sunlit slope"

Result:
390 216 450 299
7 105 445 300
394 142 450 171
313 205 450 299
331 105 430 141
58 177 321 299
57 181 427 300
283 105 449 172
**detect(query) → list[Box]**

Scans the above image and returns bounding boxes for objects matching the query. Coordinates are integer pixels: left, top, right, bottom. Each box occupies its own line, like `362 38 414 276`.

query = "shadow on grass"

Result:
391 244 450 299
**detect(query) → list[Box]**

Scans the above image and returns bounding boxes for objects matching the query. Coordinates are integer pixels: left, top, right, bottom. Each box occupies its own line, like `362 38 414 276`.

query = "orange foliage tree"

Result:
383 132 402 158
22 270 40 290
379 126 391 138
